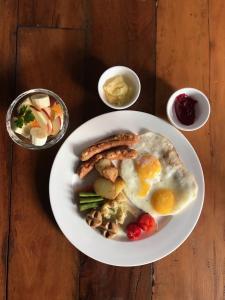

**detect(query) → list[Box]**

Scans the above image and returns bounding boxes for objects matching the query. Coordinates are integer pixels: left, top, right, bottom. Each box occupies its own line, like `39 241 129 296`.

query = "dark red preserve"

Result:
174 94 197 125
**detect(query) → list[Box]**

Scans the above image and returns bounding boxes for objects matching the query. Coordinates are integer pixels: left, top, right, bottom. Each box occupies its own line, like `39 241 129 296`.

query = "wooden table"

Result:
0 1 224 299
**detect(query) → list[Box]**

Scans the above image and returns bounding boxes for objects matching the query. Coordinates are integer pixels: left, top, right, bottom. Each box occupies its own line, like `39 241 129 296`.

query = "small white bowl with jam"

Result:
98 66 141 109
167 88 210 131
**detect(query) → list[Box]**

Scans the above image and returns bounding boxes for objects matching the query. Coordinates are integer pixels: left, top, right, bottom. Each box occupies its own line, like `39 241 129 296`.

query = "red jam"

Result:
174 94 197 125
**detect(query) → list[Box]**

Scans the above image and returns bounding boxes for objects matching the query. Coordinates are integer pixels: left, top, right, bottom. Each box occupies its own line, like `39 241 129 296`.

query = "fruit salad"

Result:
13 93 64 146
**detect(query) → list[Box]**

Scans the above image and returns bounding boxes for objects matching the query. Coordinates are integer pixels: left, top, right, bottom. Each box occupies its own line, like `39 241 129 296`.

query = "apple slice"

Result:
30 105 47 127
30 93 50 109
41 107 53 134
30 105 52 135
51 115 62 136
30 127 48 146
42 107 52 120
46 119 53 135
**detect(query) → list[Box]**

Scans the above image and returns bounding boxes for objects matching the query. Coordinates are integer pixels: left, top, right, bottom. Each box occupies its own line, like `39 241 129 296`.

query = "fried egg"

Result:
120 132 198 216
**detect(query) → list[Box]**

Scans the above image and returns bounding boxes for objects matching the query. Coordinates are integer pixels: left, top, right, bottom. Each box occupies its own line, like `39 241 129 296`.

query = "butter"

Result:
103 75 133 106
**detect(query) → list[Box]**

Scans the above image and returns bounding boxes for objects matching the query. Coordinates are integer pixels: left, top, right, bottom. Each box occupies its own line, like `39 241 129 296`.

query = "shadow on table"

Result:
0 66 18 109
68 54 111 123
35 147 60 228
154 77 175 119
67 52 175 121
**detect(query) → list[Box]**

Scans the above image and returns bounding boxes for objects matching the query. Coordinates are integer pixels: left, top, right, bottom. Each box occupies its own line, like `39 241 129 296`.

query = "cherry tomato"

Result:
138 213 156 234
126 223 142 240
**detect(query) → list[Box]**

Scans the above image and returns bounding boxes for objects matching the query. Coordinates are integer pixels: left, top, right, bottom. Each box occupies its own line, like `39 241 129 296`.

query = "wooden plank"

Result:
79 1 156 299
208 0 225 299
0 0 18 299
82 0 156 121
155 1 220 299
7 28 85 300
79 257 153 300
18 0 85 29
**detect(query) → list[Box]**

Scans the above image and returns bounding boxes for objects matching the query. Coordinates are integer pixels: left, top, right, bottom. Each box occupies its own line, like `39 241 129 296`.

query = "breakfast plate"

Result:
49 110 204 266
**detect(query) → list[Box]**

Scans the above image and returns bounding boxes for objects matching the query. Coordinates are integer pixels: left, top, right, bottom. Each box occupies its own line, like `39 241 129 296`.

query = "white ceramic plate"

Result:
49 111 204 266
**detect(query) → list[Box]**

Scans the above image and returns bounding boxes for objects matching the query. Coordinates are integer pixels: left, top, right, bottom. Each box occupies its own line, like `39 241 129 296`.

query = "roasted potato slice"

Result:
95 159 118 182
93 177 125 200
95 158 111 170
114 192 127 203
94 177 116 199
115 177 125 195
102 166 118 183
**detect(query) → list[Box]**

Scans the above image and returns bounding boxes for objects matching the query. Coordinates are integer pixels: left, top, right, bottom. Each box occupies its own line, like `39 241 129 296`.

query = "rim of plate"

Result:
49 110 205 266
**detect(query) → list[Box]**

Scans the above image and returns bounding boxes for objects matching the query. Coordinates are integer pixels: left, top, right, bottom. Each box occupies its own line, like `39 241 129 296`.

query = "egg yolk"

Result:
136 154 161 180
138 181 151 197
151 189 175 214
136 155 161 197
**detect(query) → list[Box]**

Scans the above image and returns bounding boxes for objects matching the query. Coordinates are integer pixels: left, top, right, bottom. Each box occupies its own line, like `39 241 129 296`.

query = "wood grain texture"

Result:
155 1 223 299
79 1 156 299
209 0 225 298
0 1 17 299
19 0 85 28
1 1 223 299
82 0 156 121
7 28 85 300
79 257 153 300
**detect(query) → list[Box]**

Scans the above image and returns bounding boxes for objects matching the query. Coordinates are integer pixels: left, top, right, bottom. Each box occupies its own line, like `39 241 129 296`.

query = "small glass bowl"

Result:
6 88 69 150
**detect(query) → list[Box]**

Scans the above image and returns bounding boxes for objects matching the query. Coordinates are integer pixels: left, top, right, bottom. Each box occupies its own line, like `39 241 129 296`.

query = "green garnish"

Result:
15 117 24 128
14 105 35 128
19 105 27 115
24 109 35 124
